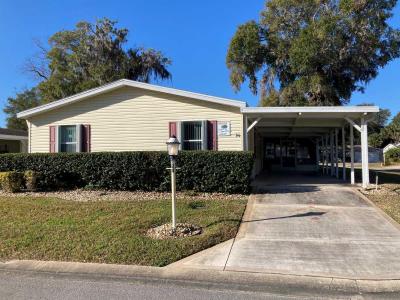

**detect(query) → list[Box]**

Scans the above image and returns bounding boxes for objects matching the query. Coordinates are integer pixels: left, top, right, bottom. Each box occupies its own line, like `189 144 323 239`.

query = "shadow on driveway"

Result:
243 211 327 223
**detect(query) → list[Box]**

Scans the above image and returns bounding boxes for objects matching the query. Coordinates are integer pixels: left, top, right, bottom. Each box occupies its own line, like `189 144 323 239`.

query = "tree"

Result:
4 18 172 128
357 102 391 134
27 18 171 102
369 132 384 148
384 112 400 143
3 88 42 130
227 0 400 106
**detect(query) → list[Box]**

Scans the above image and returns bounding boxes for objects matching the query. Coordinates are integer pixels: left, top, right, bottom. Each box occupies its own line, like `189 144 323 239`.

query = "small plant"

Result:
188 201 206 210
1 171 24 193
0 172 8 184
24 170 40 191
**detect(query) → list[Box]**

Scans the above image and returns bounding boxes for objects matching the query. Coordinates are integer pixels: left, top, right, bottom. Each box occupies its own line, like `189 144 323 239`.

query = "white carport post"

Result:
361 117 369 188
321 136 326 174
245 117 261 151
244 115 248 151
335 128 339 179
350 125 355 185
324 135 328 175
345 116 369 188
330 130 334 176
316 139 320 172
342 126 346 181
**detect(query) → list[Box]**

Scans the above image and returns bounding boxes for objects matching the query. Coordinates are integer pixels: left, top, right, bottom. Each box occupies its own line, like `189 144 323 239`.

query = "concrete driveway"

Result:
176 175 400 280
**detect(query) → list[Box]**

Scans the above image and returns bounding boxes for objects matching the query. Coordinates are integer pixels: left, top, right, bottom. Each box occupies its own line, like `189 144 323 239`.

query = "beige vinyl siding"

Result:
28 87 243 152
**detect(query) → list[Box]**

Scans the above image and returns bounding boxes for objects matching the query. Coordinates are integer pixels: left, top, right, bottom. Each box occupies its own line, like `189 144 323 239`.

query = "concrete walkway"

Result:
176 174 400 280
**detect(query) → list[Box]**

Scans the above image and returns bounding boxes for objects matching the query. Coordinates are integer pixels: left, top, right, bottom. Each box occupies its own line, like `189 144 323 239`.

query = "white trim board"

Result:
17 79 246 119
241 106 379 114
0 134 28 141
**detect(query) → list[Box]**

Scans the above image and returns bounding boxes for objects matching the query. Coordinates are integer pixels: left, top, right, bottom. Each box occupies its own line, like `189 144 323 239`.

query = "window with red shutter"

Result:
82 124 91 152
169 122 177 137
207 120 218 150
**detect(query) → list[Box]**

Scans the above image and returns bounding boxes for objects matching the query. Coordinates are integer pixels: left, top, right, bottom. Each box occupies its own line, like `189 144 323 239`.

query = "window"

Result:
60 125 77 152
182 121 204 150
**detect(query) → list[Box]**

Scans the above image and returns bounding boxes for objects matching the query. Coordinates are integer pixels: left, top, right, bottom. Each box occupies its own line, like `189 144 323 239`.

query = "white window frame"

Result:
180 120 207 151
57 124 82 153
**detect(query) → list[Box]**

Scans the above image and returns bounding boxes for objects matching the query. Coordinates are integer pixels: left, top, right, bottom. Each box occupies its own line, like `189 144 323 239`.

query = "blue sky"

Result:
0 0 399 127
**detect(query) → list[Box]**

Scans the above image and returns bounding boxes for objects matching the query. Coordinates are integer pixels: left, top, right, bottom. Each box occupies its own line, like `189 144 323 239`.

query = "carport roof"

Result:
242 106 379 137
241 105 379 116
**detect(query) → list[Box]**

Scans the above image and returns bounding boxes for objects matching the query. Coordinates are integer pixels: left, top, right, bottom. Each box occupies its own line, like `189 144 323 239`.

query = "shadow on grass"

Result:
341 167 400 184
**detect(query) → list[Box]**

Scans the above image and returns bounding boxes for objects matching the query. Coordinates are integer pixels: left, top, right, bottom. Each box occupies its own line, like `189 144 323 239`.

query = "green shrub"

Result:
385 147 400 163
1 171 24 193
0 151 254 194
24 170 40 191
0 172 7 184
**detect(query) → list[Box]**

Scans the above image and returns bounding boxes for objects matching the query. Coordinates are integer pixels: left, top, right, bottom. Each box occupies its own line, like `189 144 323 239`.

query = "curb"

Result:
1 260 400 295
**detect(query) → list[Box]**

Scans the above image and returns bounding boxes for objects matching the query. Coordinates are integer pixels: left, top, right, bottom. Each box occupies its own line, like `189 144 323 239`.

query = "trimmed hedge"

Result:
0 151 254 194
0 171 24 192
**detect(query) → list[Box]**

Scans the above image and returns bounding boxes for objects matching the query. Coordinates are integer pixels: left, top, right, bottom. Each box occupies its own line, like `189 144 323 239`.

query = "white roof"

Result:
242 106 379 138
383 143 400 153
17 79 246 118
241 106 379 114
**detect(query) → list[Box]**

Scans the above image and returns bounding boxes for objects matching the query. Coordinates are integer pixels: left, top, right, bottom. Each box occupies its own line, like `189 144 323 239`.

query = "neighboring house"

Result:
353 145 383 163
17 79 379 186
0 128 28 153
383 143 400 154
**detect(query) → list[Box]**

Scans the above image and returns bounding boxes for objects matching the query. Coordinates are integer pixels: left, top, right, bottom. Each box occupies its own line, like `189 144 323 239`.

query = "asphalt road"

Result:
1 269 400 300
0 270 304 300
0 269 380 300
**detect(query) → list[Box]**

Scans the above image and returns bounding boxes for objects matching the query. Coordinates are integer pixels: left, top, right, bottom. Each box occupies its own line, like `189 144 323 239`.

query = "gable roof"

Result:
17 79 246 119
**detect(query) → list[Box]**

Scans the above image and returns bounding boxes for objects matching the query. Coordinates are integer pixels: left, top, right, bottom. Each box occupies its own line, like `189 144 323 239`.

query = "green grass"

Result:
0 196 247 266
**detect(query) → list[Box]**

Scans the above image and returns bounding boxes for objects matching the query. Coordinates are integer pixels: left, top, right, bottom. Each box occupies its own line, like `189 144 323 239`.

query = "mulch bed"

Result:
0 189 246 202
146 223 202 240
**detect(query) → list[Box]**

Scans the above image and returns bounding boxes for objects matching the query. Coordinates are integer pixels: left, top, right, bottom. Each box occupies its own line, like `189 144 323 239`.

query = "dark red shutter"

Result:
169 122 177 137
207 120 218 150
49 126 56 153
82 124 91 152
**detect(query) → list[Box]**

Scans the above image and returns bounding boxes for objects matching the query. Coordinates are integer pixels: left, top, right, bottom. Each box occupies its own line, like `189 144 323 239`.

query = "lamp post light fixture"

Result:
166 135 180 229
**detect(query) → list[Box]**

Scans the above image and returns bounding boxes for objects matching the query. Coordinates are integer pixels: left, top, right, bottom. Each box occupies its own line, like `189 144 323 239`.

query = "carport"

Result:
242 106 379 188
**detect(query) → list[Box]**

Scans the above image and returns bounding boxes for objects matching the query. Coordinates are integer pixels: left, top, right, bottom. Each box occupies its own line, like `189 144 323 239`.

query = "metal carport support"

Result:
345 116 370 188
241 106 378 189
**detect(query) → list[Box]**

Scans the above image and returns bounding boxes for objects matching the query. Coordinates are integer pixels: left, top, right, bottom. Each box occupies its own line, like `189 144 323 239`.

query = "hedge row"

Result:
0 151 254 194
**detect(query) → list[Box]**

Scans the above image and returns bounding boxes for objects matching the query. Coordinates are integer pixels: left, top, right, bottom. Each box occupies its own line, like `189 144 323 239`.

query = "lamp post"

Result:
166 135 180 229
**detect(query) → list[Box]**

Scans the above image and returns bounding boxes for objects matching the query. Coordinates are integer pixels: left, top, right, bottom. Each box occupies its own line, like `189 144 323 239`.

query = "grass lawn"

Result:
0 195 247 266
